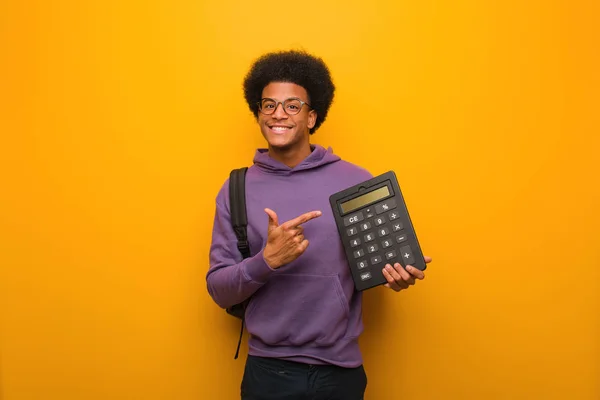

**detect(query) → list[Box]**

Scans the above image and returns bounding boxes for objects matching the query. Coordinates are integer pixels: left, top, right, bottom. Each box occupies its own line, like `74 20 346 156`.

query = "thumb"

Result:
264 208 279 233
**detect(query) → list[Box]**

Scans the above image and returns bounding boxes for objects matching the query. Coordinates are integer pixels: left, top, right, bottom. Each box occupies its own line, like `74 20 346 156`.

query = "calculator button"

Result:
382 239 393 248
347 227 358 236
359 222 372 231
353 249 365 258
360 271 372 281
385 250 397 260
392 222 404 232
388 211 400 221
374 216 386 226
367 244 379 253
343 211 364 227
371 255 382 264
378 227 390 237
399 245 415 265
364 233 375 242
357 260 368 270
375 198 397 214
396 233 408 243
365 207 375 218
350 238 361 247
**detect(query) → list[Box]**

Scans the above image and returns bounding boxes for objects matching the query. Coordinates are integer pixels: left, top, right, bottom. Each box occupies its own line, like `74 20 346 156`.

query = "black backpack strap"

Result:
228 167 249 359
229 167 250 259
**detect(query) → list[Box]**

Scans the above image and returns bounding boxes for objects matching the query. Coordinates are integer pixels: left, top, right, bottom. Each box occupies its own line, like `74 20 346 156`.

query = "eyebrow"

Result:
261 97 303 101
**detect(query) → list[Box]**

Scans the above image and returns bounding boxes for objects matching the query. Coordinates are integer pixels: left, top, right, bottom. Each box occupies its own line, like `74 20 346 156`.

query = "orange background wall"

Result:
1 0 598 399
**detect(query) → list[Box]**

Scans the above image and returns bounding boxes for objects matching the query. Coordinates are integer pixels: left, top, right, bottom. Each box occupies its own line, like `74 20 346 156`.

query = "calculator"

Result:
329 171 427 291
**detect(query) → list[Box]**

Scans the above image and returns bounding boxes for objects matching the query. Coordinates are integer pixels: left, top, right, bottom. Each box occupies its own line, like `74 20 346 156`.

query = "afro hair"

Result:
243 50 335 134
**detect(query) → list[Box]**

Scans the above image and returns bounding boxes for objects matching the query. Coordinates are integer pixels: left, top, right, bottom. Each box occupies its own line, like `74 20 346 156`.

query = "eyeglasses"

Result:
257 97 311 116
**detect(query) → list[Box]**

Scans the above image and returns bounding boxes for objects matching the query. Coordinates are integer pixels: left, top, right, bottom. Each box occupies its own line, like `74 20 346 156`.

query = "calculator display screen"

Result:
340 186 390 214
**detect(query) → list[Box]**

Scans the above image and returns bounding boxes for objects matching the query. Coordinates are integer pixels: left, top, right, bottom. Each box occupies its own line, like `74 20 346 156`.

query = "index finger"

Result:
406 265 425 280
282 210 322 230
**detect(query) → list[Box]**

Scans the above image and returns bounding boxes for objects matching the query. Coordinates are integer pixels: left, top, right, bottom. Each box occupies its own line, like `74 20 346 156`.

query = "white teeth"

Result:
271 126 289 132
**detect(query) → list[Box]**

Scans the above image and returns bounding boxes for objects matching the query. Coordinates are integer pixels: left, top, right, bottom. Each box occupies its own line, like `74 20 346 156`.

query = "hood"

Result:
252 144 341 175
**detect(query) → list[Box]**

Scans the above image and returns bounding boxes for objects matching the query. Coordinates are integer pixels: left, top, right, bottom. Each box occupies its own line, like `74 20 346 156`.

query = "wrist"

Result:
262 251 281 269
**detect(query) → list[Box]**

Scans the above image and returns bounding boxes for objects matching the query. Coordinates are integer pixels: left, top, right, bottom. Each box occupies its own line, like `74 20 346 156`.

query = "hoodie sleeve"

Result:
206 184 275 309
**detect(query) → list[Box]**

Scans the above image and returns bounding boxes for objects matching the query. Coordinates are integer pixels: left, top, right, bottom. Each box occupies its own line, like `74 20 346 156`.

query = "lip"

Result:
268 125 294 134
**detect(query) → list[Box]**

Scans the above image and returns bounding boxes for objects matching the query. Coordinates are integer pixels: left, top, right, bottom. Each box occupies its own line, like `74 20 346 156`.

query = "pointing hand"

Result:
263 208 322 269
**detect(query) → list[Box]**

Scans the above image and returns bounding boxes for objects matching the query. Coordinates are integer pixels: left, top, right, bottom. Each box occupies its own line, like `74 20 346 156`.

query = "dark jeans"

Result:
241 355 367 400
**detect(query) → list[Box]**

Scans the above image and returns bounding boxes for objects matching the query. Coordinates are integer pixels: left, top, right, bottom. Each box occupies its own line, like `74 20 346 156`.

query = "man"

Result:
207 50 432 400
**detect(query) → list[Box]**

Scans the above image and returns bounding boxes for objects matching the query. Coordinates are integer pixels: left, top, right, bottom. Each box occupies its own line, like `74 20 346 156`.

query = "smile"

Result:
269 126 292 133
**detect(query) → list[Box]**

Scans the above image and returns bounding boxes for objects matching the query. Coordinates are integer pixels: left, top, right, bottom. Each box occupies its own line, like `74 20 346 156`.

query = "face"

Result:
257 82 317 152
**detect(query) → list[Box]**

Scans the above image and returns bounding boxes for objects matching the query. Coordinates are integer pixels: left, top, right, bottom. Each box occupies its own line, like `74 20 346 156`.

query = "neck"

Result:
268 141 312 168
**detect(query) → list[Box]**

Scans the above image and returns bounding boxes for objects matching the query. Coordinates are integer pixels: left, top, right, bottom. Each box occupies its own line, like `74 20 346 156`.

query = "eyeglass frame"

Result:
257 97 312 116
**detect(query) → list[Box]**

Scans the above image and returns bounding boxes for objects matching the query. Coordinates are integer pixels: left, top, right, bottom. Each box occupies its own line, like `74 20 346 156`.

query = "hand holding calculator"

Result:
329 171 427 291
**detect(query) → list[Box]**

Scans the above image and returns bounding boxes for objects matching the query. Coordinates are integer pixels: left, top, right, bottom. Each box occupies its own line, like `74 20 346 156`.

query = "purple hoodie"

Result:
207 145 373 367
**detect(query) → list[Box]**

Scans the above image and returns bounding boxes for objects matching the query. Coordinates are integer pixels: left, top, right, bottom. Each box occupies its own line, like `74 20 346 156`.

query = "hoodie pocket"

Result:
245 273 350 347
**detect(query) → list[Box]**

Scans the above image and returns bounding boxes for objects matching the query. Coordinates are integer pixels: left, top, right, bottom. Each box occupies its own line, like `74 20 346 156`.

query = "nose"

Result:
272 102 288 119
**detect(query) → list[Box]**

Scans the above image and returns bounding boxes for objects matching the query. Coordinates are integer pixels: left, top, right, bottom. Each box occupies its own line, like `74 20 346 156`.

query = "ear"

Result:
307 110 317 129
